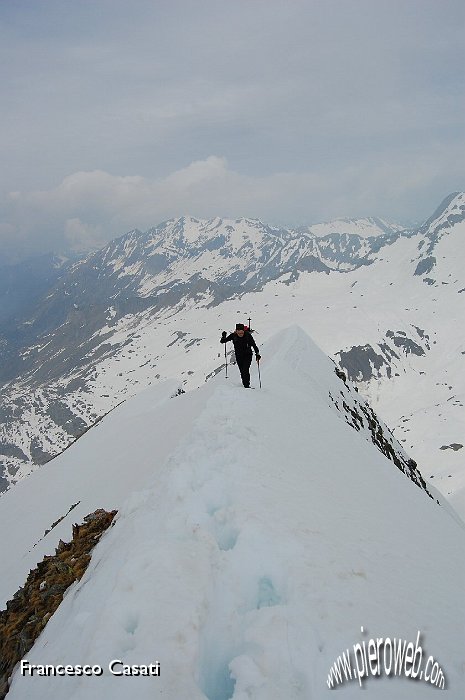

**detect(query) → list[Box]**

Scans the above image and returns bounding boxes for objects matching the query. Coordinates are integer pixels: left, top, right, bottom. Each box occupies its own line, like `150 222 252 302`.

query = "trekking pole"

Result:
225 344 228 378
257 357 262 388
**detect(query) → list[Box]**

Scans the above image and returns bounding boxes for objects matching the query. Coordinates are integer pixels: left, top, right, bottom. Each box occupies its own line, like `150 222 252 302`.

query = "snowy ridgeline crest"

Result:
2 325 463 700
263 327 434 501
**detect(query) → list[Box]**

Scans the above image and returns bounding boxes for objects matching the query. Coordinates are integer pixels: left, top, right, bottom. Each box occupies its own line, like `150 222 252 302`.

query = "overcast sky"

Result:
1 0 464 262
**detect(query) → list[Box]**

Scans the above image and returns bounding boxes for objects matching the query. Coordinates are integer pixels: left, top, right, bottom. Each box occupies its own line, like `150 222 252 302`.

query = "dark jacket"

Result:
220 330 259 359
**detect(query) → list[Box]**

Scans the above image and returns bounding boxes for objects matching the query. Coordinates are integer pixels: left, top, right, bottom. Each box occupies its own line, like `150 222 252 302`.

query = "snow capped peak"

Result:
419 191 465 236
410 192 465 280
303 216 404 239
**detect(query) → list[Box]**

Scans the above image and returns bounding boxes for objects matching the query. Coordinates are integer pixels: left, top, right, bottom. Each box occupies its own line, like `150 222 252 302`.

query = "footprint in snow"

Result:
256 576 281 609
209 508 240 551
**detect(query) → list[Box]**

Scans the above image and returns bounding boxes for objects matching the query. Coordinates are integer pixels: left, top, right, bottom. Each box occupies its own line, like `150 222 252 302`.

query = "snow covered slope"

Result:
2 327 464 699
0 194 463 524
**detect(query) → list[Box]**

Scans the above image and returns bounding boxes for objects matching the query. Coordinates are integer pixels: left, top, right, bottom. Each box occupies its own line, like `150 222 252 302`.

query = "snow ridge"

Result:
4 326 464 699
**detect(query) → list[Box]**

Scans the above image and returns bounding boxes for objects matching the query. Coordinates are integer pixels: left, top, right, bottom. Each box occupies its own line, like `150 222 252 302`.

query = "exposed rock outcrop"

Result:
0 509 117 699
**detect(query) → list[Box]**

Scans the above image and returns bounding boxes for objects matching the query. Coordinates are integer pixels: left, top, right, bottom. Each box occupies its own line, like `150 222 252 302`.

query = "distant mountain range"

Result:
1 192 464 518
0 211 422 386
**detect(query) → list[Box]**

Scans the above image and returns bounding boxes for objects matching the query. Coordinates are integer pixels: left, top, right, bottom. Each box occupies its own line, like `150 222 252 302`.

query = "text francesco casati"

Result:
20 659 161 677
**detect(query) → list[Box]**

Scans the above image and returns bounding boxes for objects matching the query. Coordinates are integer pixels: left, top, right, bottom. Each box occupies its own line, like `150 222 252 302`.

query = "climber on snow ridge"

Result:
220 323 261 388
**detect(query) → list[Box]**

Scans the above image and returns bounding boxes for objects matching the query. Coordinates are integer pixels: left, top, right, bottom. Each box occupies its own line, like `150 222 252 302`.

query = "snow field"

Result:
6 327 465 699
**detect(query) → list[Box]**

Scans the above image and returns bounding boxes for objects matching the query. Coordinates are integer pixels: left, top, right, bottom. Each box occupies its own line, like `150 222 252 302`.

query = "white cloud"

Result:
1 0 463 263
1 146 462 262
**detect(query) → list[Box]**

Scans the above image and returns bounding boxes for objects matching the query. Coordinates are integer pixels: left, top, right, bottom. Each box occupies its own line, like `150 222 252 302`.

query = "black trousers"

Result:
236 353 252 387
